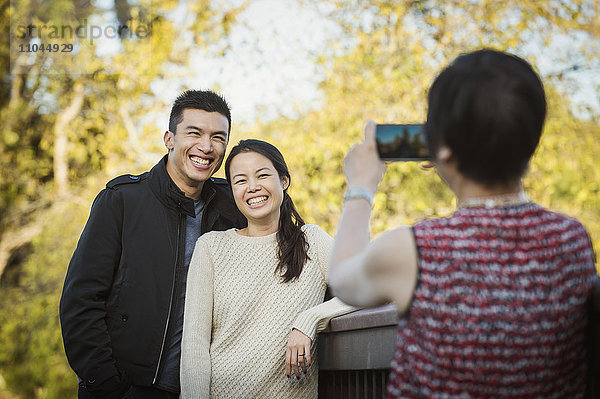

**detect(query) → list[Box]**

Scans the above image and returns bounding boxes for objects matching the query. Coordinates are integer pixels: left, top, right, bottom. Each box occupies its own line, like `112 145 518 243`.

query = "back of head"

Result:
425 49 547 185
169 90 232 134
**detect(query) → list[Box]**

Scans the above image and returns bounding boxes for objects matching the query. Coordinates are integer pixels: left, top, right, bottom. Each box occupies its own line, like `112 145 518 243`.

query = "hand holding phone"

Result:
375 124 430 162
343 121 386 195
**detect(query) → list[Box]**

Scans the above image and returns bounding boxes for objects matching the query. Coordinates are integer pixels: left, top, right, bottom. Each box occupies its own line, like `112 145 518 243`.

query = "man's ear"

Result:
164 130 174 151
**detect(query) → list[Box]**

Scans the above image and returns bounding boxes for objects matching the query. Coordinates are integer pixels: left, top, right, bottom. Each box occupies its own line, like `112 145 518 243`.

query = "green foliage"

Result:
526 87 600 259
1 0 95 220
0 200 90 399
1 0 599 397
243 0 600 267
0 0 248 397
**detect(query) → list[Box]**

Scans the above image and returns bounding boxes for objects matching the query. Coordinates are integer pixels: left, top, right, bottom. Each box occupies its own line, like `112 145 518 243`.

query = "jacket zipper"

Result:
200 185 216 233
153 212 186 384
152 186 216 384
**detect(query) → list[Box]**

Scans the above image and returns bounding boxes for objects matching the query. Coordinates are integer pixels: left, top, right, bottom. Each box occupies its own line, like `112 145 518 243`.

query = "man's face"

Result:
164 108 229 197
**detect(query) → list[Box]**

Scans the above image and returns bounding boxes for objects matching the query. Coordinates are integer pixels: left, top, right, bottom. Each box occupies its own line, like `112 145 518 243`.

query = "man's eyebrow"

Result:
183 125 227 136
183 125 203 131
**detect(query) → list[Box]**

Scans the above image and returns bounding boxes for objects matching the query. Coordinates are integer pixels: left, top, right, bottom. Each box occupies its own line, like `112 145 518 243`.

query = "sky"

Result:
52 0 600 127
153 0 599 126
88 0 341 128
160 0 341 124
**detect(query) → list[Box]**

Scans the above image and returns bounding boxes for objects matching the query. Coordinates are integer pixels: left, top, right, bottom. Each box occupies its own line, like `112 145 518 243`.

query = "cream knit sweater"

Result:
180 224 356 399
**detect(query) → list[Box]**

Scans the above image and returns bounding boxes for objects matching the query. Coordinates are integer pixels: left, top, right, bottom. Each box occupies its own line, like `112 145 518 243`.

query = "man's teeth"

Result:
248 196 267 205
191 156 209 166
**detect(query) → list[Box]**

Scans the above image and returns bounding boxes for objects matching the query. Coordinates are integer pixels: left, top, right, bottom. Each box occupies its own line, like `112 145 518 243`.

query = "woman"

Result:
180 139 356 398
329 49 597 398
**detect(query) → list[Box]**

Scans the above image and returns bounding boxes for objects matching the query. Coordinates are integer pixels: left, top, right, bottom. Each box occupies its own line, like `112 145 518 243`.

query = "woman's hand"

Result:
285 328 311 379
344 120 386 194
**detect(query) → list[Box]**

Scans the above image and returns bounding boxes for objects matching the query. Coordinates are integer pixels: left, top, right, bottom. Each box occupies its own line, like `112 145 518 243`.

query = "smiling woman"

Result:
180 139 357 398
225 140 308 282
228 151 288 235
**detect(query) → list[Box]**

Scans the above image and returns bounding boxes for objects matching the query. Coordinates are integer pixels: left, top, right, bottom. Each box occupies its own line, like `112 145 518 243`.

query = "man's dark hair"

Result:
224 139 310 283
425 49 547 185
168 90 232 134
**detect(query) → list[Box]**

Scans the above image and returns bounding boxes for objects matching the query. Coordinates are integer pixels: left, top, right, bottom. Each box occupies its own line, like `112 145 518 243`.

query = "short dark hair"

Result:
425 49 547 185
168 90 231 134
225 139 310 283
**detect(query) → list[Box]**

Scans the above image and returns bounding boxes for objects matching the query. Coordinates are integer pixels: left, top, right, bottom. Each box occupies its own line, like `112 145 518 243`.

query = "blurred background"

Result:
1 0 599 397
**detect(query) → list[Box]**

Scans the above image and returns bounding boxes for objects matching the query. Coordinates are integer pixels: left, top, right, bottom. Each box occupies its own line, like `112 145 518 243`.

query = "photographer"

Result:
329 49 597 398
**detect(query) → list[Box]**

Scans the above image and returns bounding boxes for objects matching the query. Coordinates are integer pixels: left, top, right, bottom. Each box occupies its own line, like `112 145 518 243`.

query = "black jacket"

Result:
59 156 246 397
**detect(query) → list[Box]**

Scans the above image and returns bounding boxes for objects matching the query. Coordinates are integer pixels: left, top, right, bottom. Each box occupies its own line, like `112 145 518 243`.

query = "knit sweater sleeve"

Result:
180 236 213 399
292 297 358 340
292 225 359 340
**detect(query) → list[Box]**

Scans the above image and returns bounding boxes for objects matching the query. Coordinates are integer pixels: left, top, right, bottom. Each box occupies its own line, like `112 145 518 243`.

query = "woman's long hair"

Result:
225 139 310 282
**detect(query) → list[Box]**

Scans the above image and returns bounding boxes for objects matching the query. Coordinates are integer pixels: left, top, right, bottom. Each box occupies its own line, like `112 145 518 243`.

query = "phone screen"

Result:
375 124 429 162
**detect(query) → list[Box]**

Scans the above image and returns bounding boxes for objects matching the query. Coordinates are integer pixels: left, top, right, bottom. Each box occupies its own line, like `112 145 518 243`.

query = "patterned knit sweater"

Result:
180 224 356 399
386 203 597 398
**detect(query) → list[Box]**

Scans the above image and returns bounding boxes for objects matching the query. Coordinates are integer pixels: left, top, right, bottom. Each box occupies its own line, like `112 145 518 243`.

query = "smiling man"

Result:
60 90 246 399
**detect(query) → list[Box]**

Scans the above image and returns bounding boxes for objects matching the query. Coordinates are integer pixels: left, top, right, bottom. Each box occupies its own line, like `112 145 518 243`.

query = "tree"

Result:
1 0 599 397
0 0 247 397
245 0 600 264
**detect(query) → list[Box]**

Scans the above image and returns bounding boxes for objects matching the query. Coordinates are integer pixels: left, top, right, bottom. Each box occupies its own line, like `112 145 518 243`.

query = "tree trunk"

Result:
54 82 85 195
0 223 42 279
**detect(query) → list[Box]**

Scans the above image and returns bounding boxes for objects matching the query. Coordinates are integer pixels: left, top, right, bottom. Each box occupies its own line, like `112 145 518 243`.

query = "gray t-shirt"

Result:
156 198 204 392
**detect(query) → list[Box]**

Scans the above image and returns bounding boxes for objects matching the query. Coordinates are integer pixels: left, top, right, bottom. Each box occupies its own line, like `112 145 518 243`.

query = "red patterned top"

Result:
386 203 597 398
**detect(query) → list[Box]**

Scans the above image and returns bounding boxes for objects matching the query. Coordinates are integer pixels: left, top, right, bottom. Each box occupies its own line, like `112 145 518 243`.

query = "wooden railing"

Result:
317 304 398 399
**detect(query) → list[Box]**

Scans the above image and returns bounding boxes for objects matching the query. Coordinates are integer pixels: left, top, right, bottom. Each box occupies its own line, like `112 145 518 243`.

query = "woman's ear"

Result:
437 146 452 162
281 176 290 190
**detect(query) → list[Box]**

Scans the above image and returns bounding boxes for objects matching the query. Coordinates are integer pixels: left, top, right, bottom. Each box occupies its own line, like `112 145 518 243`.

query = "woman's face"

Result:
228 151 289 226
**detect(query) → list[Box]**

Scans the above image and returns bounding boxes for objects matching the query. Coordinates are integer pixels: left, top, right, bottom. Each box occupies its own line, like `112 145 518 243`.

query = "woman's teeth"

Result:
247 196 267 205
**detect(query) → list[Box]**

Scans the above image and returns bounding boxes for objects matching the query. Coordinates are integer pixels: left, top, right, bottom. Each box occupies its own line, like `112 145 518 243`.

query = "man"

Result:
60 90 246 398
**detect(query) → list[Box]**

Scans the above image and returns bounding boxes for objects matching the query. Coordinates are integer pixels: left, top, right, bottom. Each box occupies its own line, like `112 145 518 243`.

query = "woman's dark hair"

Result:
425 49 547 185
225 139 310 283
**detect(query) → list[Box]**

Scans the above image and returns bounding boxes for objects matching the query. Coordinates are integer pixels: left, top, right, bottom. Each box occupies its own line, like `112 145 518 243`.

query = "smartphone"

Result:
375 124 430 162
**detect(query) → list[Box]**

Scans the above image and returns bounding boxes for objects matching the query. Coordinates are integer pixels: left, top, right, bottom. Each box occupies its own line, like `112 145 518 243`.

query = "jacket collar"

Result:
148 155 217 218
